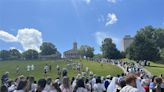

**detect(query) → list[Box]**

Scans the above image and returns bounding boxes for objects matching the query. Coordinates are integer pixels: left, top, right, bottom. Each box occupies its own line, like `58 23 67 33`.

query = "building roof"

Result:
64 49 79 54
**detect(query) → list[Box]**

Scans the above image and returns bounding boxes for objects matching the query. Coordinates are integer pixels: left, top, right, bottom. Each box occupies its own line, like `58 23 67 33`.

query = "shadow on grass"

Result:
149 65 164 68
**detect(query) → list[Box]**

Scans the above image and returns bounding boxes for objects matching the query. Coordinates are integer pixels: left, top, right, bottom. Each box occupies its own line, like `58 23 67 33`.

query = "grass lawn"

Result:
0 59 123 80
145 62 164 76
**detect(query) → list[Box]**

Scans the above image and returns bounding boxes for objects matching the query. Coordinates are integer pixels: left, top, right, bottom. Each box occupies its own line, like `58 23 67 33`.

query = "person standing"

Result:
93 76 106 92
154 77 162 92
44 64 49 78
62 68 68 77
36 79 47 92
120 73 139 92
31 64 34 71
27 65 30 73
73 78 87 92
60 77 72 92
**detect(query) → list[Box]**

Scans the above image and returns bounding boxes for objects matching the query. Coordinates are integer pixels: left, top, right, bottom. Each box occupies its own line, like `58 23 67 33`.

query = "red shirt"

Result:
144 86 149 92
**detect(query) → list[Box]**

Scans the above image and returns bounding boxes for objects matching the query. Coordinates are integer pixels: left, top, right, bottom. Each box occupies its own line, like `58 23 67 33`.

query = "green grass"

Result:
0 59 123 80
145 62 164 76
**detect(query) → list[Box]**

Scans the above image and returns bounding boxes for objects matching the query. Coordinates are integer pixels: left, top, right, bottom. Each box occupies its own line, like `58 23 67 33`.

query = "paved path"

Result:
115 61 152 76
117 64 128 74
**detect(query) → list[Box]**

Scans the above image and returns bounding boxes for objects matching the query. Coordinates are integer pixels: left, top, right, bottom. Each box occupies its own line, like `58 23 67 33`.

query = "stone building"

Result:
122 35 134 51
63 42 81 58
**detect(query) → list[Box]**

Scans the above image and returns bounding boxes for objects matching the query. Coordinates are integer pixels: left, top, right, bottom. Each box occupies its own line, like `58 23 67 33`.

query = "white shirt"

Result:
136 79 145 92
13 90 24 92
16 67 19 71
50 89 57 92
31 65 34 70
91 78 96 87
93 83 106 92
86 67 89 72
31 83 37 92
120 85 139 92
76 87 87 92
44 85 51 92
161 83 164 88
44 65 49 72
8 84 16 92
27 65 30 71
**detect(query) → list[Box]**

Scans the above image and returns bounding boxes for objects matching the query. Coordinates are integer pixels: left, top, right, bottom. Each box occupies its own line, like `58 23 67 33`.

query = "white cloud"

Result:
17 28 42 52
107 0 117 3
105 13 118 26
0 28 43 52
83 0 91 4
94 32 120 46
0 30 17 42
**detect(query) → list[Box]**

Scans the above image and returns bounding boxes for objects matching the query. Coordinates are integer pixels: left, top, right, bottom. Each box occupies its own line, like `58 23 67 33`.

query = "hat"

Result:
5 71 9 74
106 75 111 78
54 79 59 83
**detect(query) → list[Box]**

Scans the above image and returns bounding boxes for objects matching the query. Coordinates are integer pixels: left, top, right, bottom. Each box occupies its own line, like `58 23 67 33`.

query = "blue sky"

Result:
0 0 164 54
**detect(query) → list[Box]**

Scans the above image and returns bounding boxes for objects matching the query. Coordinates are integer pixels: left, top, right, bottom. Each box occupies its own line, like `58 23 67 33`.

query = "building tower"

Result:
73 42 77 50
122 35 134 51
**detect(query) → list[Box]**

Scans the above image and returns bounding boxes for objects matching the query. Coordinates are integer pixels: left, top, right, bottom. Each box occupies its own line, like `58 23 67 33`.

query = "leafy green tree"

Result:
79 45 94 58
93 54 103 59
120 51 126 59
9 49 21 60
126 44 135 59
126 26 160 61
40 42 57 55
23 49 39 60
0 50 10 60
101 38 121 59
160 48 164 59
154 28 164 49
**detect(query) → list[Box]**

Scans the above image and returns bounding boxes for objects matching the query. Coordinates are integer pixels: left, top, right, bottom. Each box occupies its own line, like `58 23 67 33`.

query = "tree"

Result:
40 42 57 55
120 51 126 59
79 45 94 58
160 48 164 59
9 49 21 60
126 26 160 61
101 38 121 59
154 28 164 49
93 54 103 59
0 50 10 60
23 49 39 60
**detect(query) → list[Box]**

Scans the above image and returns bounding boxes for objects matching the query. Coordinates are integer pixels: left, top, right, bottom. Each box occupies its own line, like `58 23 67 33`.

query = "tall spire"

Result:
73 42 77 50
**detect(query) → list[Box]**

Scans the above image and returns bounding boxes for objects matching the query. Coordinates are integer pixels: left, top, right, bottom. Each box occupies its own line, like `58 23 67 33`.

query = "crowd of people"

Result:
0 60 164 92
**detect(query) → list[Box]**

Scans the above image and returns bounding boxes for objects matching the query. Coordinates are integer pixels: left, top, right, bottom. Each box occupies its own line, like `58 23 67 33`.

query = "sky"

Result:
0 0 164 54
